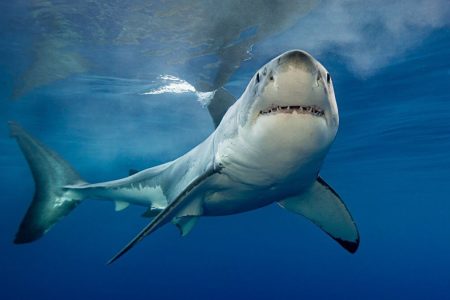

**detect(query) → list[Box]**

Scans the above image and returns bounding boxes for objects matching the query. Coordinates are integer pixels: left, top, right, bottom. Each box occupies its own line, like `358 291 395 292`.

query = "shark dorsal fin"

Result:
128 169 139 176
207 87 236 128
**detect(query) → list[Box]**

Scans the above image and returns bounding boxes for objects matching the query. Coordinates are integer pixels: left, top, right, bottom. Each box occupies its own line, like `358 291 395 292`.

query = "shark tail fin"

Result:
9 122 86 243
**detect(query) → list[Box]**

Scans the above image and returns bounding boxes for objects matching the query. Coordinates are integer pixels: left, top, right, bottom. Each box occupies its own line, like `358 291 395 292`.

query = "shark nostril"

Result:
256 73 260 83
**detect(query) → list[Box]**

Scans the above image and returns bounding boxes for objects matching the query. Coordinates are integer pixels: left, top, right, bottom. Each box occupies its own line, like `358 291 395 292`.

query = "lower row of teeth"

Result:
260 106 324 116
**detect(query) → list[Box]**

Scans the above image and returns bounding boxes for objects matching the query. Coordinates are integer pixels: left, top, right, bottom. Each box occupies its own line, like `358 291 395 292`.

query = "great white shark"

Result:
10 50 359 264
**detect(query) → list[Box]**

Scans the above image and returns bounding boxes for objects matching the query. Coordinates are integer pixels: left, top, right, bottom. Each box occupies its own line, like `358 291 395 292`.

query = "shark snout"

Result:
277 50 317 74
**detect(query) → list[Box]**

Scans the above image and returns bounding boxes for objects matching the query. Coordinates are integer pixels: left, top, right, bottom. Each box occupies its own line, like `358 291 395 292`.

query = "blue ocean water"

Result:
1 1 450 299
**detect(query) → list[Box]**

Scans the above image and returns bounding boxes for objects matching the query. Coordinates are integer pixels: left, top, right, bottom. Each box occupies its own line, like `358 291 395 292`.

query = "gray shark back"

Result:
9 122 85 243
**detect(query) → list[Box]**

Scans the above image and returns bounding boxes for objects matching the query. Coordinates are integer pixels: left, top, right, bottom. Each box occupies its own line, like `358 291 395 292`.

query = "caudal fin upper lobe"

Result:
9 122 85 243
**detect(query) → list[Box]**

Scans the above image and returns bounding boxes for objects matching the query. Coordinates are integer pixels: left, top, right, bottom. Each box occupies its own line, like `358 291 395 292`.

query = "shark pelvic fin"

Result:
278 177 359 253
114 201 130 212
173 216 199 237
107 166 218 265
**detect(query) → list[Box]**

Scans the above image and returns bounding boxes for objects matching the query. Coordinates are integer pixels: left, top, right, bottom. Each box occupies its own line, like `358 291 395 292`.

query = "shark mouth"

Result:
259 105 324 117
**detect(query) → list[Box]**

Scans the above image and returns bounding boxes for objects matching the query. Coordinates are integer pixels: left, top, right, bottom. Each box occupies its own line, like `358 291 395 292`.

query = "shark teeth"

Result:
259 105 324 117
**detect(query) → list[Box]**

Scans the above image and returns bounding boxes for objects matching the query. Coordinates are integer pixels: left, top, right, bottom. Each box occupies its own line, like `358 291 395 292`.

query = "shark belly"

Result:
200 160 319 216
199 174 274 216
202 114 329 216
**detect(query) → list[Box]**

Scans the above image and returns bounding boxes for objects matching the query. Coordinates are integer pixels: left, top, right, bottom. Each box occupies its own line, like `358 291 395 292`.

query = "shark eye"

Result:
256 73 260 83
326 73 331 84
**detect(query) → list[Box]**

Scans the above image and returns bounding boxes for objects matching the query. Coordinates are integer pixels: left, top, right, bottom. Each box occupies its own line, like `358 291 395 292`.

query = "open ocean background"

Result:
1 1 449 299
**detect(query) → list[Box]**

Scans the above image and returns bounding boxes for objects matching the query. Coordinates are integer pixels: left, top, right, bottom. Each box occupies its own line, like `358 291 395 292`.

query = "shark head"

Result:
239 50 338 131
236 50 339 152
220 50 339 187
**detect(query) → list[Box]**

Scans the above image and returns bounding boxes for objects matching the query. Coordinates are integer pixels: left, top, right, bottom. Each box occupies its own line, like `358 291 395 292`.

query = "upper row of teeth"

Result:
260 105 324 116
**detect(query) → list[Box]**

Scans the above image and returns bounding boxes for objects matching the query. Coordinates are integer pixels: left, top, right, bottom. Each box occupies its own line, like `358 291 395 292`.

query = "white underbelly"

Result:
201 174 274 216
200 169 314 216
206 116 332 215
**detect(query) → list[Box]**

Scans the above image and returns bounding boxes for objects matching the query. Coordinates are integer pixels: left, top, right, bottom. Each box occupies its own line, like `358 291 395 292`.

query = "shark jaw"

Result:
259 104 325 117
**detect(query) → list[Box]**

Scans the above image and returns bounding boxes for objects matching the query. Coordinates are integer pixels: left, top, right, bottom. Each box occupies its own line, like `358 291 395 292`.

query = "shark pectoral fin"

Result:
172 216 199 237
107 166 218 265
107 200 183 265
114 201 130 212
278 177 359 253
